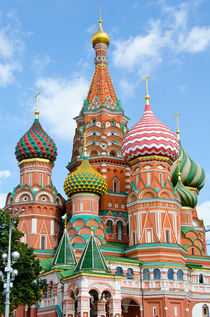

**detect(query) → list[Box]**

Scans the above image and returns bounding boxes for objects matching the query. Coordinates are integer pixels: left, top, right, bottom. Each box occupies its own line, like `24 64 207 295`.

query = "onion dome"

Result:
64 157 107 197
91 18 110 47
171 141 205 190
15 118 57 163
121 95 179 163
175 174 197 209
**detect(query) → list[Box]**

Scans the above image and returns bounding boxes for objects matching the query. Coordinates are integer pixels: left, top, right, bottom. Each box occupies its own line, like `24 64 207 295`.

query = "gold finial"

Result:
35 92 40 119
99 6 102 23
142 75 151 105
174 113 181 140
83 132 87 157
91 218 94 234
64 216 67 229
177 159 182 180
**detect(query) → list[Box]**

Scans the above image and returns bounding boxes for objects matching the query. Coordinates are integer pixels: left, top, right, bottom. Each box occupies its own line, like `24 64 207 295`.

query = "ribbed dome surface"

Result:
15 119 57 163
175 178 197 208
171 141 205 190
64 158 107 197
121 104 179 162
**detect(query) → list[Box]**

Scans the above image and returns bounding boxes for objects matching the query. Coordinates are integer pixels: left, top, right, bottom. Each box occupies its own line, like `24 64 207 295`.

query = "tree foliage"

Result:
0 209 47 314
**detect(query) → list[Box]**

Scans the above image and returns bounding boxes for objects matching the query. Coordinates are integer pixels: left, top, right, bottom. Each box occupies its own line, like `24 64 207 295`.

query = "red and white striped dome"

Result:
121 103 179 162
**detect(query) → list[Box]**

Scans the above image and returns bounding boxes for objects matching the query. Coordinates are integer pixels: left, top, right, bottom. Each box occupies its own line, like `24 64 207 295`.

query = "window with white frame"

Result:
80 201 83 211
40 173 43 186
146 229 152 243
91 201 93 212
147 172 151 185
31 218 37 234
29 173 32 186
50 220 54 235
153 307 157 316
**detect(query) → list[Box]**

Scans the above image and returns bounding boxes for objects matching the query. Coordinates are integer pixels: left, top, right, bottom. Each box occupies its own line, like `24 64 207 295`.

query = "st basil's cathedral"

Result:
4 16 210 317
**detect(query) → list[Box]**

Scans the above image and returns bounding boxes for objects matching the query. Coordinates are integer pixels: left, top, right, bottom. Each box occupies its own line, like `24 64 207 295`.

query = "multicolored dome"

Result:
121 103 179 163
15 119 57 163
64 157 107 197
175 177 197 209
171 141 205 190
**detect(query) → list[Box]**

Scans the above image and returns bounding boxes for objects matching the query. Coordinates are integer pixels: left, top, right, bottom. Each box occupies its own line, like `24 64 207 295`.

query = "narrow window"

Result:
147 172 151 185
73 203 75 212
203 304 209 316
166 230 170 243
174 307 178 316
136 174 138 186
106 220 113 233
41 236 45 249
40 173 43 186
192 247 194 255
91 201 93 212
154 268 160 280
114 181 118 193
127 223 129 235
127 268 133 279
117 221 123 240
153 307 157 316
168 269 174 280
177 269 183 281
29 173 32 186
50 220 54 235
159 173 162 184
133 232 136 245
143 269 150 280
80 201 83 211
115 267 123 276
147 229 152 243
199 274 204 284
31 218 37 234
186 214 189 223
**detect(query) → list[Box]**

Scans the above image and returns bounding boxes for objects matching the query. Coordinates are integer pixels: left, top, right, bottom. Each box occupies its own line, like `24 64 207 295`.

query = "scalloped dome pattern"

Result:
171 141 205 190
175 179 197 208
64 158 107 197
15 119 57 163
121 104 179 162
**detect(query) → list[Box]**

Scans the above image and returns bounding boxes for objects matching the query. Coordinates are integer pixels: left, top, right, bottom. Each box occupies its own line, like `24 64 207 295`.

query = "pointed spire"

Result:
35 92 40 120
52 223 76 269
142 75 151 106
74 231 109 273
91 7 110 47
174 112 181 140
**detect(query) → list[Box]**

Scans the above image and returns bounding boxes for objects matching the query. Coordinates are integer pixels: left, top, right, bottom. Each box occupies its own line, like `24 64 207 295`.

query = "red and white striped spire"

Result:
121 76 179 163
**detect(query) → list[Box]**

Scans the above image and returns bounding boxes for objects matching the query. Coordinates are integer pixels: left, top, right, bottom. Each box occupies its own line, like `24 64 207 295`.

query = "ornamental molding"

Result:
15 191 33 202
36 191 54 202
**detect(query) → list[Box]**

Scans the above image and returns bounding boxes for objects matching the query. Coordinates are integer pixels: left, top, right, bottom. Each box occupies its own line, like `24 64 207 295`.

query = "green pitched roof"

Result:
75 232 109 273
52 228 76 269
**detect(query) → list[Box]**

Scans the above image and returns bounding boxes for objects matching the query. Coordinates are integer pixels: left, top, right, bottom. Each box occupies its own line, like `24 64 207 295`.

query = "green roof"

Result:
181 226 198 237
105 255 142 265
75 232 109 273
40 257 54 272
52 228 76 269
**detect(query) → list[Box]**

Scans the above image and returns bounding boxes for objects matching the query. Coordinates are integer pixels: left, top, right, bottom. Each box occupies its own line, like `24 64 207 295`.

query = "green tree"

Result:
0 209 47 314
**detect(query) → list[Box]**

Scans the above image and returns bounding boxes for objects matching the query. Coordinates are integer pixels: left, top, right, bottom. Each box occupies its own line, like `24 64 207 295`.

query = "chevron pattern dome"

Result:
15 119 57 163
171 141 205 190
122 104 179 162
64 158 107 197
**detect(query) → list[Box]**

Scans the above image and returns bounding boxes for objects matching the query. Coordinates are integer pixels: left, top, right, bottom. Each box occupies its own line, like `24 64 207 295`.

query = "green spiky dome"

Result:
64 157 107 197
171 141 205 191
175 178 197 209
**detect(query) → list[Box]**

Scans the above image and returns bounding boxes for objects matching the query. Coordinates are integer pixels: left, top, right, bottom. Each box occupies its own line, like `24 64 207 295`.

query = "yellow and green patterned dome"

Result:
64 157 107 197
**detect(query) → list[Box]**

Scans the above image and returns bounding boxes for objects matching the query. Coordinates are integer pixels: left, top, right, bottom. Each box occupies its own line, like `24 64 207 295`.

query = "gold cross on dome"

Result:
99 6 102 21
174 112 181 140
83 132 87 157
34 92 40 119
142 74 151 96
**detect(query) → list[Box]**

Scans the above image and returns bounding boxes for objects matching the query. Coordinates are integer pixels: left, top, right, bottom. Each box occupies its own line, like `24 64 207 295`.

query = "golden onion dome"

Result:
91 19 110 47
64 157 107 197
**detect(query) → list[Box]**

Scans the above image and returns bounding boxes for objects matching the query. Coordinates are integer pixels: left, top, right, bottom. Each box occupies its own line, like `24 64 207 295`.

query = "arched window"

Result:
41 236 45 250
50 285 54 297
154 268 160 280
127 223 129 235
203 304 209 316
177 269 183 281
127 268 133 279
168 269 174 280
90 201 93 212
192 247 194 255
110 151 117 157
114 181 118 193
143 269 150 280
106 220 113 233
115 267 123 276
199 274 204 284
40 173 43 186
116 221 123 240
80 201 83 211
90 150 98 157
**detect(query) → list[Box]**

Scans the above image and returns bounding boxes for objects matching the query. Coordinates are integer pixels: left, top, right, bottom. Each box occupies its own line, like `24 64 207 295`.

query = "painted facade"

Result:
4 18 210 317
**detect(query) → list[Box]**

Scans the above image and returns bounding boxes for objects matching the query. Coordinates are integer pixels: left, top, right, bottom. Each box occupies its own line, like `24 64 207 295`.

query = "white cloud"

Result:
197 201 210 228
0 11 24 86
36 76 89 140
0 193 7 209
32 54 51 73
0 170 11 179
112 3 210 76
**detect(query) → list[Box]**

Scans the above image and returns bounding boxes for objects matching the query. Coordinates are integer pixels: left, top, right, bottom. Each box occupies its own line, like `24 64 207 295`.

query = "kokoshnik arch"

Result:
4 14 210 317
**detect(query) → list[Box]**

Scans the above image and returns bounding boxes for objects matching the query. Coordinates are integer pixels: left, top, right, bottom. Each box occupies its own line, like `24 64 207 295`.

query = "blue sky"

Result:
1 0 210 237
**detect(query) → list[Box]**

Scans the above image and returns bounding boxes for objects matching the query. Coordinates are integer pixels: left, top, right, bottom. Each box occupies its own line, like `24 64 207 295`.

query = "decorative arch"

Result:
112 176 120 193
116 220 124 240
128 192 137 203
73 218 86 227
140 189 156 199
158 189 172 199
15 191 33 202
71 235 85 245
36 191 54 203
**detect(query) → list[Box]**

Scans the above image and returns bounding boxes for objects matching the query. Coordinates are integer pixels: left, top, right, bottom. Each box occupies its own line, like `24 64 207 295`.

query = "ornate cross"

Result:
142 75 151 96
34 92 40 119
174 112 181 131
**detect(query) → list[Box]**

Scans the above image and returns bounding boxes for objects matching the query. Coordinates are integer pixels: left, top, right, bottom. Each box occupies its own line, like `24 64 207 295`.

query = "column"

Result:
77 292 90 317
109 296 121 317
97 296 107 317
63 299 75 317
